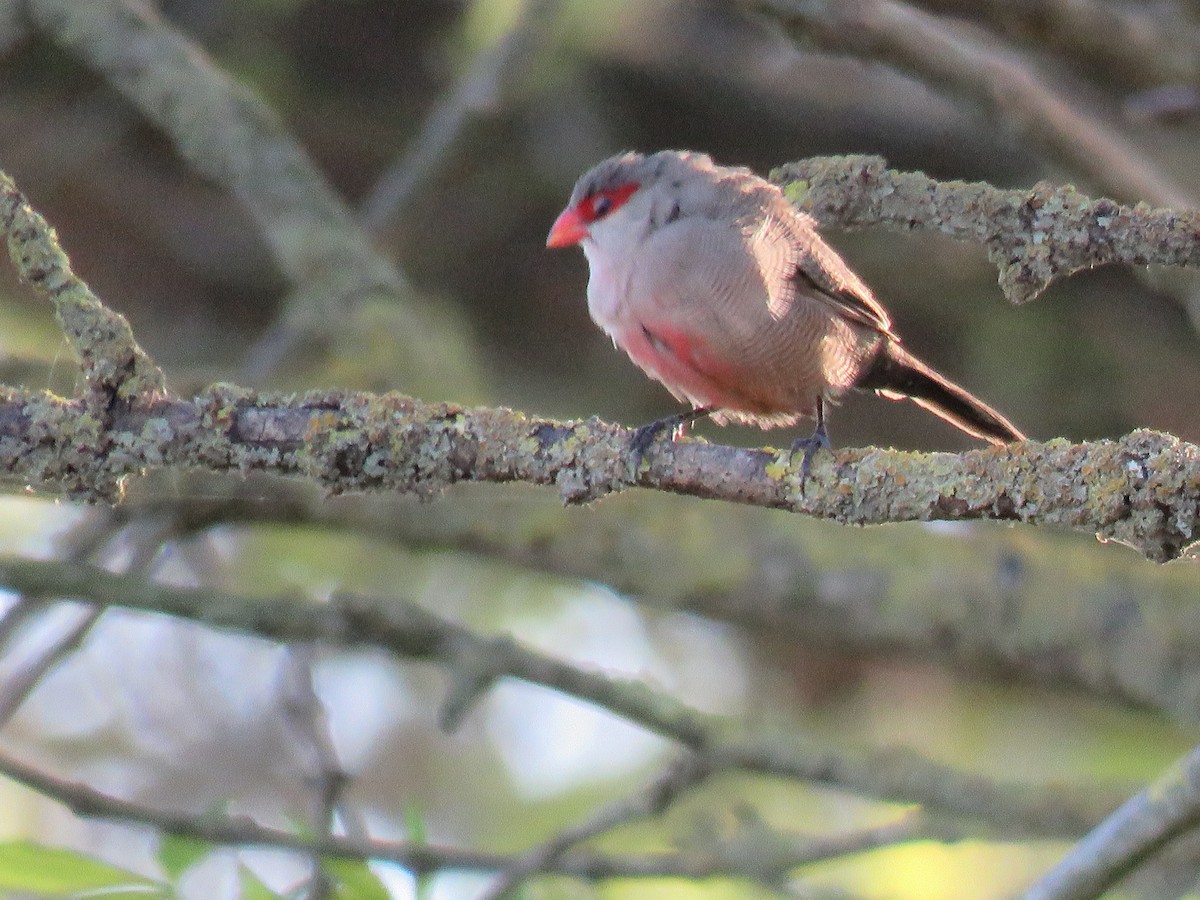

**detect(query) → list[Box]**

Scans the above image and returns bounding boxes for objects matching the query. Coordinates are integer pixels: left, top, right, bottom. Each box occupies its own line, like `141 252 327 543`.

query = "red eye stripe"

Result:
581 182 638 222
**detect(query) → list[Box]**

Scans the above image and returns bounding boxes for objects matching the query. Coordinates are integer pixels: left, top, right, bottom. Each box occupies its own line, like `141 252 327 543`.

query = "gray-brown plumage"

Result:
546 150 1024 447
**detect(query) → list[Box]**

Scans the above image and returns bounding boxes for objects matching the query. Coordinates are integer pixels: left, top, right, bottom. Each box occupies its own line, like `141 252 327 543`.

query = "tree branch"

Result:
772 155 1200 305
480 755 715 899
752 0 1195 209
361 0 562 232
1022 740 1200 900
276 645 357 899
0 171 165 402
2 385 1197 561
19 0 481 394
917 0 1200 89
99 480 1200 726
6 157 1200 556
23 0 397 306
0 744 930 887
0 554 1128 836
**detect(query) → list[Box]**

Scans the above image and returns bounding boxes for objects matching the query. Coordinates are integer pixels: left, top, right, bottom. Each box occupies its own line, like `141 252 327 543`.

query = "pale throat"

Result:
581 218 642 333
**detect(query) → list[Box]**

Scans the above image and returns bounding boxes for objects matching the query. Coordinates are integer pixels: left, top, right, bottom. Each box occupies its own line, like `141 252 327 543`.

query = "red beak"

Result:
546 206 588 248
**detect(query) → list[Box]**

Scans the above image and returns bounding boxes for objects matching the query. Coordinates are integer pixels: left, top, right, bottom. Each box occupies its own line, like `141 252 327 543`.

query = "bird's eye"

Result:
582 182 637 222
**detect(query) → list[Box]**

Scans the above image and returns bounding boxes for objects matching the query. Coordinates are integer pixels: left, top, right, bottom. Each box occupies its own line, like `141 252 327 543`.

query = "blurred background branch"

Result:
750 0 1196 209
360 0 562 233
0 554 1132 834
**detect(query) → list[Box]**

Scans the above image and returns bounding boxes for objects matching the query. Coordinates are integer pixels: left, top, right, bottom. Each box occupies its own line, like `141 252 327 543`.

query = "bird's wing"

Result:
775 210 895 337
696 178 894 336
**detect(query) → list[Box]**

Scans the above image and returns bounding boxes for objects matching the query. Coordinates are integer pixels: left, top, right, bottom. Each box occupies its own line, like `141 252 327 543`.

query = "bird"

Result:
545 150 1024 473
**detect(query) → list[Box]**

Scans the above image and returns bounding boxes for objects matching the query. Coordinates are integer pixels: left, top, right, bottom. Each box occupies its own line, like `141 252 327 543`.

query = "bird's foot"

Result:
629 407 713 472
789 418 830 493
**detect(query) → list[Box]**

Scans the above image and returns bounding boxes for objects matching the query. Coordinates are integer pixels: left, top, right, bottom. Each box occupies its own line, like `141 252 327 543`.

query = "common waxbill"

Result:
546 150 1024 464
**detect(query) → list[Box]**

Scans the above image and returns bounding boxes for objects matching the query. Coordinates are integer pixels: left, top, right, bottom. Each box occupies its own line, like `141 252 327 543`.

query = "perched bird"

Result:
546 150 1024 468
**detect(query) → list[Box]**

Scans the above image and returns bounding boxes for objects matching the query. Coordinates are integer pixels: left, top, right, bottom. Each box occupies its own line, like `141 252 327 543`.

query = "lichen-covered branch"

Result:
0 171 165 402
2 385 1198 561
4 145 1200 563
0 555 1128 836
773 155 1200 305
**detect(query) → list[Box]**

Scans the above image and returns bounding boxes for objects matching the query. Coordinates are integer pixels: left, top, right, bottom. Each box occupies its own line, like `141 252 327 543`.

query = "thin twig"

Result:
277 644 365 898
0 510 169 728
1022 740 1200 900
917 0 1200 87
480 755 713 899
0 605 103 727
0 745 933 887
361 0 561 232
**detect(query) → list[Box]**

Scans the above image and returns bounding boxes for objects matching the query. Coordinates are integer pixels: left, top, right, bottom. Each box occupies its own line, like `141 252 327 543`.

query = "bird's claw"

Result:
630 419 671 462
628 407 713 474
789 420 830 492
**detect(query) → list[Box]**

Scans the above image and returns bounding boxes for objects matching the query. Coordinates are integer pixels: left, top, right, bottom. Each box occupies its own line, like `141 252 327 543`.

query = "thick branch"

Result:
1 386 1197 561
773 155 1200 305
0 555 1127 836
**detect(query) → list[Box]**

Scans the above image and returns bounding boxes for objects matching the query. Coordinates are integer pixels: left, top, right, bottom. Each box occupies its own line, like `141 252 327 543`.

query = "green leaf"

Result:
404 804 427 845
405 805 433 900
157 835 212 882
0 840 159 894
326 857 390 900
239 864 284 900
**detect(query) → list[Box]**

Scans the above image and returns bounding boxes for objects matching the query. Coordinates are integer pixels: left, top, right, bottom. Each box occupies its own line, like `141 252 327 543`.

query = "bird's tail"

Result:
857 342 1025 444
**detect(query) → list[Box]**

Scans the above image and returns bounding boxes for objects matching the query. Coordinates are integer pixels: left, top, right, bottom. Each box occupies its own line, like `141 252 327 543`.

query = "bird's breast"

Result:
582 242 633 336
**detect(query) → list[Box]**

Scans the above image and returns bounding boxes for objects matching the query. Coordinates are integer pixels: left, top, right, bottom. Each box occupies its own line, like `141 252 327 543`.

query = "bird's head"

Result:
546 153 645 249
546 150 721 251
